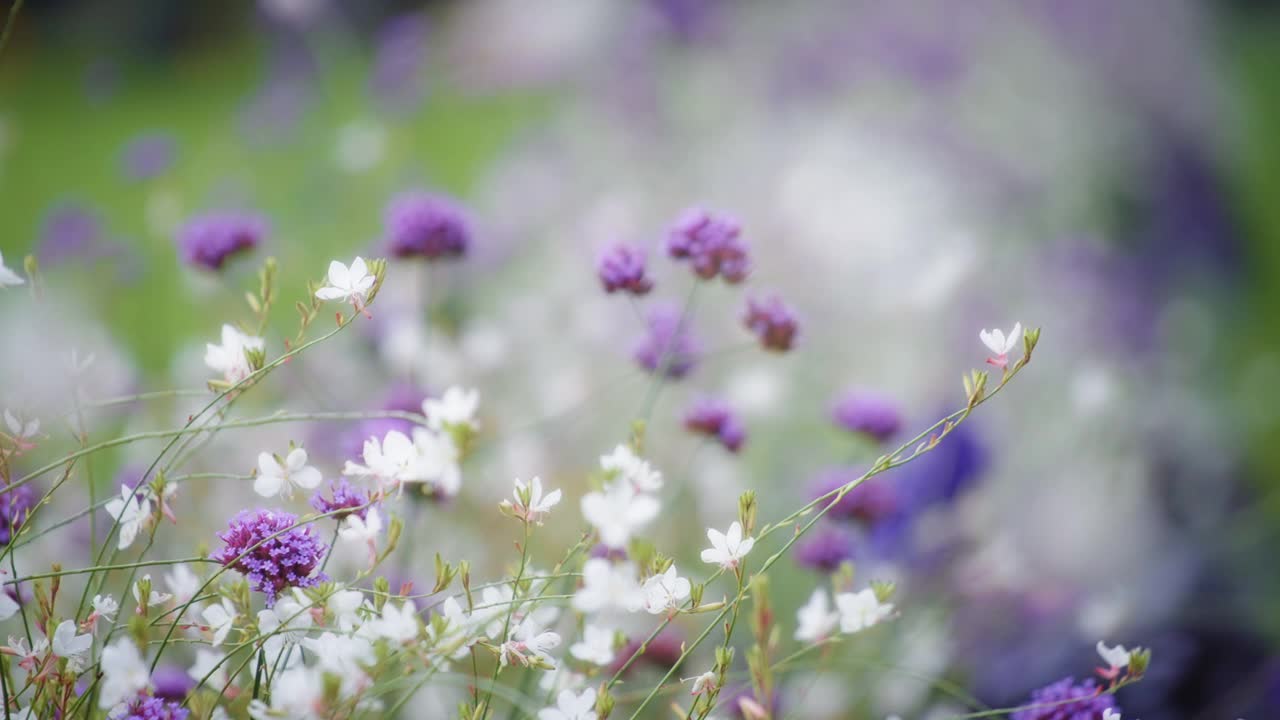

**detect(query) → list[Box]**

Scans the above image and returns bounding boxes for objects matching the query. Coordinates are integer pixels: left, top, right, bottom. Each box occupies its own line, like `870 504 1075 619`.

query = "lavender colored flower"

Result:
666 207 750 283
609 628 685 676
1010 677 1118 720
150 665 195 701
176 212 266 271
120 132 176 182
371 12 430 114
831 389 902 443
114 693 190 720
211 509 327 606
598 243 653 295
633 303 701 378
311 479 370 521
38 203 105 266
683 397 746 452
0 483 35 545
794 525 855 573
384 192 471 261
806 468 897 525
742 295 799 352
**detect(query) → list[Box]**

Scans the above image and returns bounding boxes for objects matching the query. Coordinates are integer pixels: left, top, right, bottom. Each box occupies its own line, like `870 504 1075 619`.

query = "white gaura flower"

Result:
1096 640 1131 670
366 601 419 644
92 594 119 622
338 507 383 565
835 588 894 633
641 565 691 615
700 521 755 570
247 665 323 720
572 559 643 615
344 430 417 487
188 647 227 689
103 485 150 550
98 637 148 709
50 620 92 671
424 386 480 431
202 599 237 647
257 593 313 663
600 445 663 493
165 565 201 605
794 588 840 643
255 447 323 498
204 324 265 384
0 251 24 287
327 588 367 632
979 322 1021 369
581 483 659 549
538 687 597 720
500 616 561 669
315 256 376 306
512 476 562 524
3 410 38 443
426 597 473 664
569 624 615 666
302 632 374 695
133 575 173 608
688 670 718 696
411 427 462 497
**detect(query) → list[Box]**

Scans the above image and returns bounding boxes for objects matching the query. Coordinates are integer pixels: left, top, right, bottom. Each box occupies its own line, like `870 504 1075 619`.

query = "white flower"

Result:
538 688 597 720
338 507 383 565
92 594 118 622
700 522 755 570
572 559 643 615
257 593 313 665
0 592 19 622
581 483 659 549
1102 711 1121 720
98 637 148 709
103 485 150 550
600 445 662 493
255 448 323 498
569 624 615 666
835 588 894 633
133 574 173 608
366 601 418 644
425 597 473 663
189 647 227 689
410 427 462 497
315 257 375 306
248 666 322 720
3 410 38 441
202 599 237 647
344 430 417 487
424 386 480 431
979 322 1022 368
641 565 691 615
302 632 374 695
0 251 24 287
1097 640 1131 670
165 565 201 604
689 670 718 696
204 324 265 384
500 616 561 669
50 620 92 671
512 476 562 524
327 589 367 632
795 588 840 643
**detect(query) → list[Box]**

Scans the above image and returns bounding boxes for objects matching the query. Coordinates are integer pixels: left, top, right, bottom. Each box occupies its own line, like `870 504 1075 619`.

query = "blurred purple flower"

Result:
311 479 371 521
0 483 35 545
742 295 799 352
633 303 701 378
1010 676 1117 720
806 468 897 525
372 12 430 115
610 627 685 676
176 212 266 271
115 692 189 720
344 383 428 460
894 419 987 511
831 389 902 443
666 207 750 283
794 525 855 573
598 243 653 296
120 132 176 182
683 397 746 452
38 203 108 267
150 665 194 701
211 509 326 606
385 192 470 261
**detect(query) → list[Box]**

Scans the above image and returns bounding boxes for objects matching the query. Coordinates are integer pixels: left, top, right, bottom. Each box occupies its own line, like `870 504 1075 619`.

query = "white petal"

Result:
292 466 323 490
349 257 368 280
326 260 350 288
315 287 348 301
254 473 283 498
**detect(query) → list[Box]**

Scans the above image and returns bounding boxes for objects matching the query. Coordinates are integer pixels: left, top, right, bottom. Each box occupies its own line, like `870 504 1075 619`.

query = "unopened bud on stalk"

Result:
738 491 758 536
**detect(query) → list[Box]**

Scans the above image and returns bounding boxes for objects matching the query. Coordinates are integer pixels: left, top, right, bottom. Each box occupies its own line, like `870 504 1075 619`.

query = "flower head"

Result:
424 386 480 432
633 303 701 379
666 207 750 283
211 509 327 606
598 243 653 295
742 295 799 351
254 447 323 499
599 445 663 493
688 670 718 696
104 485 151 551
203 324 264 386
1095 641 1131 671
806 468 897 525
831 389 902 443
121 132 176 182
510 476 562 524
0 251 25 287
338 506 384 565
795 588 840 643
1009 677 1118 720
98 638 150 710
201 599 236 647
794 525 855 573
384 191 471 261
641 564 691 614
500 616 561 669
50 619 93 671
835 588 893 633
176 212 264 271
573 558 644 614
980 322 1022 370
581 483 659 549
315 257 377 307
569 624 616 666
310 479 371 521
683 397 746 453
538 687 597 720
0 483 35 545
700 521 755 569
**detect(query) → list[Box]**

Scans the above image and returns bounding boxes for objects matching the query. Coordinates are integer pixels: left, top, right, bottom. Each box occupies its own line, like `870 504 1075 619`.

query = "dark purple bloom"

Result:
806 468 897 525
683 397 746 452
666 207 750 283
831 389 902 443
114 693 190 720
385 192 471 261
0 483 35 545
894 420 987 510
176 212 266 271
150 665 195 701
598 243 653 295
610 628 685 676
794 525 855 573
633 303 701 378
211 509 327 606
742 295 799 352
371 12 430 115
121 133 177 182
1010 677 1117 720
311 479 371 521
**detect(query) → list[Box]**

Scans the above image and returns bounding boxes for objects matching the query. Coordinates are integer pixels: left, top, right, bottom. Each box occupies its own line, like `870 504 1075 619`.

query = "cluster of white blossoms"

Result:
204 323 266 385
794 586 896 644
581 444 661 548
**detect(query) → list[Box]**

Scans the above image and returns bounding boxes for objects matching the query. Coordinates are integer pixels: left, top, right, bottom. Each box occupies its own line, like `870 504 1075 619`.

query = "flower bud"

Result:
738 491 758 536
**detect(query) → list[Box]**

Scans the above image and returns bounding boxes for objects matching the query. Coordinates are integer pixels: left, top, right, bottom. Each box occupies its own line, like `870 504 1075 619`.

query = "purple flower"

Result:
311 479 371 521
666 207 750 283
683 397 746 452
150 665 195 701
121 132 176 182
38 203 106 266
831 389 902 443
1010 677 1118 720
794 525 855 573
609 628 685 676
806 468 897 525
176 212 266 271
344 383 429 460
114 693 190 720
598 243 653 295
633 303 701 378
0 483 35 545
211 509 327 606
371 12 430 115
385 192 471 261
742 295 799 352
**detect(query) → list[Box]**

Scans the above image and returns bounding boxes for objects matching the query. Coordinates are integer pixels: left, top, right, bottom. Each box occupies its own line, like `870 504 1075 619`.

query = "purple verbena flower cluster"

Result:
311 479 371 521
806 468 898 525
794 525 856 573
0 483 35 545
176 212 265 271
385 191 471 261
666 207 750 283
742 295 799 352
831 389 902 443
211 509 327 606
114 692 190 720
683 397 746 452
633 304 702 378
597 243 653 295
1010 677 1118 720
